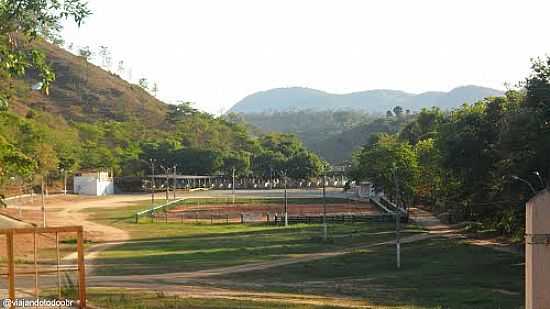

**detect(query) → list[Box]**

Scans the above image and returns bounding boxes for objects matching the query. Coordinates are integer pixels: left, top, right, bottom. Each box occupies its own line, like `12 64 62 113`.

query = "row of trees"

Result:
351 57 550 238
0 100 325 198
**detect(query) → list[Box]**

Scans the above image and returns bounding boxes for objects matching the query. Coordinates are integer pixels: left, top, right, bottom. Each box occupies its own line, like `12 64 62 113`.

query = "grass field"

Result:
212 237 524 309
83 197 524 308
91 213 422 275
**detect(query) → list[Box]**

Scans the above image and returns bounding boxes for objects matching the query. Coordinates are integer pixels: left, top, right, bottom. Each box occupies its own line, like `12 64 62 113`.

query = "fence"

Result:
135 199 185 223
271 213 394 225
0 226 87 308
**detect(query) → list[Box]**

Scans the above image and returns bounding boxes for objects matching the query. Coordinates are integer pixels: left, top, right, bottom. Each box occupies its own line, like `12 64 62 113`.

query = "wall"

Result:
525 189 550 309
74 176 114 196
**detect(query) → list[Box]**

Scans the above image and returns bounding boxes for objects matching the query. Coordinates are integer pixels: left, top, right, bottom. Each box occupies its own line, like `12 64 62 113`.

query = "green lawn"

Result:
84 198 421 275
213 237 524 309
91 221 422 276
84 198 523 308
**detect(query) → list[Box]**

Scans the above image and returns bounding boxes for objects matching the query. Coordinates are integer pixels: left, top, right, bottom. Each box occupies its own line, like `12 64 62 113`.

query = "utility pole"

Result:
165 167 169 201
41 174 47 227
270 167 273 190
62 169 67 196
150 159 155 204
284 172 288 227
173 164 177 200
232 167 236 204
322 174 327 241
393 165 401 269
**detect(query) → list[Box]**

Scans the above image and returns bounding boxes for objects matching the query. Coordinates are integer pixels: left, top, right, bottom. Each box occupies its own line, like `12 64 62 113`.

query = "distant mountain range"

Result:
228 86 505 114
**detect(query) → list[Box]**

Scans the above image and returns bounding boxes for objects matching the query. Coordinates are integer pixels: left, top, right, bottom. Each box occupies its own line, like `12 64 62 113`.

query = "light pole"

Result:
533 171 545 189
61 168 67 196
283 171 288 227
149 159 155 204
232 167 236 204
160 165 170 201
173 164 177 200
322 174 327 241
512 175 537 195
392 164 401 269
41 174 47 227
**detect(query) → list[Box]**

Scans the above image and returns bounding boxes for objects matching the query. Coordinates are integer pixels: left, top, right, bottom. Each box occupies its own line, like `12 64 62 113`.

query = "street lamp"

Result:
322 173 327 241
149 159 155 204
392 164 401 269
282 171 288 227
512 175 537 195
173 164 178 200
533 171 545 189
232 167 236 204
41 173 47 227
160 165 170 201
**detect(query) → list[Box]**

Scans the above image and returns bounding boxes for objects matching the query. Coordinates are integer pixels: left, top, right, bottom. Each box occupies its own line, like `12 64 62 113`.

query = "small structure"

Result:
73 170 114 196
354 181 375 198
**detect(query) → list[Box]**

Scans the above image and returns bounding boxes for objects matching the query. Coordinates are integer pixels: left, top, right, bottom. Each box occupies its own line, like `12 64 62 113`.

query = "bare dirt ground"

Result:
165 201 381 223
0 195 141 263
409 207 522 255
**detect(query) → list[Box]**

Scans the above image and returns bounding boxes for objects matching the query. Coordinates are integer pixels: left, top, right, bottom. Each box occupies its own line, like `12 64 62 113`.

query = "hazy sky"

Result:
61 0 550 113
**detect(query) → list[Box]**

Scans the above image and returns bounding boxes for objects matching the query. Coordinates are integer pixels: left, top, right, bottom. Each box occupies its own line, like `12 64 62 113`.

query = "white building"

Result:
73 171 114 196
354 181 375 198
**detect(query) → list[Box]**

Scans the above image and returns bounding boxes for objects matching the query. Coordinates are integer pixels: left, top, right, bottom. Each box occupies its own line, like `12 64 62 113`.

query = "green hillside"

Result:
0 39 324 197
9 39 168 125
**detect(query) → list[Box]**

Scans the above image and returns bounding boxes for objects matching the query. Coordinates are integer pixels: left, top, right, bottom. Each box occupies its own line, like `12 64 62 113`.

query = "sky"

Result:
61 0 550 114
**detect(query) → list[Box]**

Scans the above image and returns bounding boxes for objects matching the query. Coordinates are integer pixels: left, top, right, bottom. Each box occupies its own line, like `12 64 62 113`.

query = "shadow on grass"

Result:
91 222 418 276
212 237 524 309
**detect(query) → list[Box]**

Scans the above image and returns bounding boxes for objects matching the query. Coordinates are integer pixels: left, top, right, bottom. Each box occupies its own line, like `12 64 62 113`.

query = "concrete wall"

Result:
74 176 114 196
96 180 114 195
525 189 550 309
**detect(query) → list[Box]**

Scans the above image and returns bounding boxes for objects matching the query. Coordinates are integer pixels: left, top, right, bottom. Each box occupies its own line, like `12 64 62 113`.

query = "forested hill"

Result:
236 111 412 163
8 39 168 126
229 86 504 113
1 38 325 197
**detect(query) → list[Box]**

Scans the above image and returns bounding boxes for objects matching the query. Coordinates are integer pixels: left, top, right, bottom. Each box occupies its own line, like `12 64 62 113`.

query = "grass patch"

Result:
214 237 524 309
85 198 423 275
92 222 423 276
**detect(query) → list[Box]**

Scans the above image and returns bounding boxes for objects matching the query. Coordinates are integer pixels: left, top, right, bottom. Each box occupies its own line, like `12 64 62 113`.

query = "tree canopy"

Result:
351 57 550 238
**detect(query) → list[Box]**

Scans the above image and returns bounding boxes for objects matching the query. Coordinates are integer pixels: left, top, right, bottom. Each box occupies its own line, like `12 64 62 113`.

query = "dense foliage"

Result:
0 0 90 110
0 100 324 196
238 110 414 163
351 57 550 238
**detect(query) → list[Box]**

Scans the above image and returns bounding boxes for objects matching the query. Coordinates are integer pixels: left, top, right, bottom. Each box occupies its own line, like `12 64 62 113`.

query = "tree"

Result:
138 78 149 90
393 106 404 118
353 134 418 207
167 102 199 122
98 45 112 70
0 0 90 109
399 107 444 145
286 151 323 179
223 151 252 176
117 60 125 76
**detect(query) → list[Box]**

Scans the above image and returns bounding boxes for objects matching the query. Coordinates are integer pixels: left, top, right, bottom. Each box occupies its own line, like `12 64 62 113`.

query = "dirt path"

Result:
410 207 521 255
